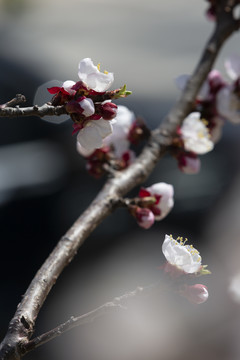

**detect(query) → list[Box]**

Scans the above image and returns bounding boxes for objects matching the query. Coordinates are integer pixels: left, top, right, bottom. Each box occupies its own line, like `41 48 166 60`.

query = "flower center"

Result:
170 234 201 260
97 63 109 74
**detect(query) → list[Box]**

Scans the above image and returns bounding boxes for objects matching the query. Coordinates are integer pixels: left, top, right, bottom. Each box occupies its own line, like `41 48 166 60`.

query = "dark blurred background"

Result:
1 1 240 359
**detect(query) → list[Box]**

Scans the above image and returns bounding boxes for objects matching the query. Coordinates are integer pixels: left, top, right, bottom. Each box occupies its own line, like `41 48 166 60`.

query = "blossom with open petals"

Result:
180 112 214 154
162 234 202 274
104 105 136 158
77 105 135 159
78 58 114 92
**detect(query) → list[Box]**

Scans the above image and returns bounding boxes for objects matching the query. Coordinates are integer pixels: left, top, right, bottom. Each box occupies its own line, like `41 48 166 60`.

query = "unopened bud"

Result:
131 206 155 229
100 102 118 120
181 284 209 304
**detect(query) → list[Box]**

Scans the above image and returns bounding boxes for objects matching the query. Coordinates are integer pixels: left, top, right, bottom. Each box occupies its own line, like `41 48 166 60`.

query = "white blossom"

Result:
78 58 114 92
145 183 174 221
162 234 202 274
104 105 136 158
180 112 214 154
77 119 113 152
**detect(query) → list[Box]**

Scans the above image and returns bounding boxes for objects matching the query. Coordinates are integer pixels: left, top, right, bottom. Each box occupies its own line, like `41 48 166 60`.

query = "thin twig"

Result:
0 94 26 109
22 285 157 354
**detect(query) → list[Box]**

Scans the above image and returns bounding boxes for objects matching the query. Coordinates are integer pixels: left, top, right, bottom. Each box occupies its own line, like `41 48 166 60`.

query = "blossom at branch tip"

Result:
139 182 174 221
162 234 202 274
78 58 114 92
180 112 214 154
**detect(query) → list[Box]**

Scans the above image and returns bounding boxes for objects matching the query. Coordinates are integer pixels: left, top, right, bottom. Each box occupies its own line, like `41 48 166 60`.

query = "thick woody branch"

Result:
0 2 239 360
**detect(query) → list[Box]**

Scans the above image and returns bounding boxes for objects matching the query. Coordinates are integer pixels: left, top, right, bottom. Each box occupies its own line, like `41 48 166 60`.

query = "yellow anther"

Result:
97 63 101 71
104 70 109 74
197 131 204 139
202 118 209 126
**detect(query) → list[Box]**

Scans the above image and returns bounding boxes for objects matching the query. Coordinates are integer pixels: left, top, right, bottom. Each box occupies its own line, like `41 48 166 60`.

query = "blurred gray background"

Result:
1 1 240 360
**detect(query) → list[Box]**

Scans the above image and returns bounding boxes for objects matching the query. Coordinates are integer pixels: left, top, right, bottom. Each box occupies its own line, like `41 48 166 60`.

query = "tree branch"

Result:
0 2 239 360
21 285 158 354
0 103 67 118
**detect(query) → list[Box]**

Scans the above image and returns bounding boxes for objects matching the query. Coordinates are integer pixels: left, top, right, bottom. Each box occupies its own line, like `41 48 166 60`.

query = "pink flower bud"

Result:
177 152 201 174
133 207 155 229
100 102 118 120
182 284 209 304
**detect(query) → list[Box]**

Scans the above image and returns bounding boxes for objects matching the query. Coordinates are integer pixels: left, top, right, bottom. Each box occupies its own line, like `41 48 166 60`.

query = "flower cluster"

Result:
130 183 174 229
174 54 240 174
45 58 131 153
77 105 150 177
162 234 210 304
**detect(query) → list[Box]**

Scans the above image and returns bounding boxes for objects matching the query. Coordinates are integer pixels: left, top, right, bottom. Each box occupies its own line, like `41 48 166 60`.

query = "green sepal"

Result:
198 265 211 276
113 85 132 99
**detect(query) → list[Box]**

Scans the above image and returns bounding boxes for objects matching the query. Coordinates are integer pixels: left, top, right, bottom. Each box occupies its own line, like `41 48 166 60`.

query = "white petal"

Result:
78 58 98 79
77 119 112 152
78 58 114 92
80 98 95 117
87 72 114 92
62 80 76 95
76 141 94 157
93 119 113 138
225 54 240 80
77 121 104 151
